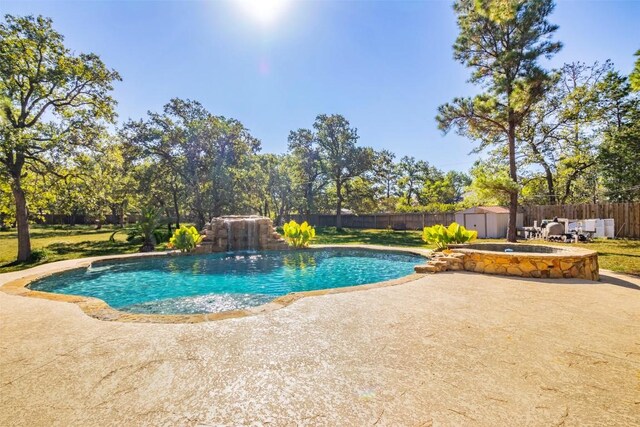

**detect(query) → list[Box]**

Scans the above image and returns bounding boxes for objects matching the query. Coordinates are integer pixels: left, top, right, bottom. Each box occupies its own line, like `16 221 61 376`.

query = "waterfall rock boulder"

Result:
195 216 290 253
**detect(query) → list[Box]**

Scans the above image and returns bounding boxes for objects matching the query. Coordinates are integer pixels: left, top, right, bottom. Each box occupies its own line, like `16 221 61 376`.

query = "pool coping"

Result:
450 243 597 257
0 245 431 324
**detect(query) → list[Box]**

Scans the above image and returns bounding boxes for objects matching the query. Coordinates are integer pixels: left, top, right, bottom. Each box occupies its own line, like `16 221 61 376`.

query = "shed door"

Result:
465 214 486 238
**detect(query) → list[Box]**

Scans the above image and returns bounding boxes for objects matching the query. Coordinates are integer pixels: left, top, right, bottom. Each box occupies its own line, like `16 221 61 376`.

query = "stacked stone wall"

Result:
415 245 599 281
456 250 599 281
196 216 289 253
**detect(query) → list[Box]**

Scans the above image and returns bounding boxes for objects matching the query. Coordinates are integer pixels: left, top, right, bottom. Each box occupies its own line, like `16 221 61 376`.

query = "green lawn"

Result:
0 226 140 273
1 226 638 276
312 227 427 247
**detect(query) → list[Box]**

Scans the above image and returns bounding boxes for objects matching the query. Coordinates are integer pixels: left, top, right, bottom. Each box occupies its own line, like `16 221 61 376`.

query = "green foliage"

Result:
111 207 162 252
396 156 432 207
252 153 296 224
120 98 261 230
630 49 640 92
312 114 374 226
134 207 162 251
282 220 316 248
420 170 470 206
282 252 317 269
168 225 202 253
422 223 477 250
513 63 639 205
288 128 325 217
395 202 459 214
465 160 518 206
438 0 561 241
344 176 378 214
0 14 120 261
27 248 51 263
599 107 640 201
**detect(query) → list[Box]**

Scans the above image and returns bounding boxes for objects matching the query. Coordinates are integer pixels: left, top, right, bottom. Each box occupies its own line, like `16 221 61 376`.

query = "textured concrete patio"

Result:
1 267 639 426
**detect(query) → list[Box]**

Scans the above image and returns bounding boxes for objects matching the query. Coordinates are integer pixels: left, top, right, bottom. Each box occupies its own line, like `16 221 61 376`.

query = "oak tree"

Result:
0 15 120 261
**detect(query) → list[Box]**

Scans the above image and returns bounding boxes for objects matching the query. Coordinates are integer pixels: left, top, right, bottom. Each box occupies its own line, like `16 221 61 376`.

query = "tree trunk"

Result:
11 181 31 262
8 153 31 262
276 205 285 227
560 163 594 204
164 208 173 234
110 206 118 222
507 117 518 243
172 188 180 228
195 211 206 231
527 140 556 205
336 180 343 230
544 165 556 205
119 201 126 227
193 192 206 230
274 201 281 226
306 183 313 222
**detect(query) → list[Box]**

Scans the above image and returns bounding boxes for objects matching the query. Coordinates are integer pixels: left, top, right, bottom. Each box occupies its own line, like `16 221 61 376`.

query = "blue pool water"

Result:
29 249 423 315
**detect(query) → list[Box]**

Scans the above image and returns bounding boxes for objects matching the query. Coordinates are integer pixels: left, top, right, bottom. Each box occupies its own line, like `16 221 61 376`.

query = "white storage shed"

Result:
454 206 523 239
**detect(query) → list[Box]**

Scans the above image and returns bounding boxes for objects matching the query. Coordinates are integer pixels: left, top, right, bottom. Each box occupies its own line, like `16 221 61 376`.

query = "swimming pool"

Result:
28 249 424 315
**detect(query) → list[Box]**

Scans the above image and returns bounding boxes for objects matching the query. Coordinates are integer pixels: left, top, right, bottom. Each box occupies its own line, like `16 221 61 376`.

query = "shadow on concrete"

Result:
599 271 640 291
438 269 640 291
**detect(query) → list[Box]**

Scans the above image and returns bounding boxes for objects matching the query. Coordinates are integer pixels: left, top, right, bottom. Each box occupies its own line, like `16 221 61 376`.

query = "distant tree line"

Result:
1 8 639 259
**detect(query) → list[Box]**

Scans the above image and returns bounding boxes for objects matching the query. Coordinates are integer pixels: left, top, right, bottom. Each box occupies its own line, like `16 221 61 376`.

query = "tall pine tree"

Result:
437 0 561 241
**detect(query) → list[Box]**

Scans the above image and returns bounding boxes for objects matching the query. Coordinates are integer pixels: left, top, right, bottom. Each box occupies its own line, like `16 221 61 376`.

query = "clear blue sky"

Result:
4 0 639 172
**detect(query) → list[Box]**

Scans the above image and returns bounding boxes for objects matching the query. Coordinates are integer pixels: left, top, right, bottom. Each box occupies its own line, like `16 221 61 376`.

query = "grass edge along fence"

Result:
290 202 640 238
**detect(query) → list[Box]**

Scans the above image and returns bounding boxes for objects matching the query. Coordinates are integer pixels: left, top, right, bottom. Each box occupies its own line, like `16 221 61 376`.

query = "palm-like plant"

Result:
422 222 477 250
168 225 203 252
132 207 162 252
110 207 163 252
282 220 316 248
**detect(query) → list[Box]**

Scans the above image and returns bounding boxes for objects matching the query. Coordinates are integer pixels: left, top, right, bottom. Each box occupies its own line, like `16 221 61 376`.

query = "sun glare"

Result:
238 0 290 26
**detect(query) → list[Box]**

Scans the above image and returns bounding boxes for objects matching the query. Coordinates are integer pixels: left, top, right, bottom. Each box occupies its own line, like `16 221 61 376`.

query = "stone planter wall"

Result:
415 244 599 281
452 245 599 281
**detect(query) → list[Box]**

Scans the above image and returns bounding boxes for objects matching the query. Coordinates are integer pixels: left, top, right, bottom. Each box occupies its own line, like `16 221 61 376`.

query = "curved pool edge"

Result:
0 245 432 324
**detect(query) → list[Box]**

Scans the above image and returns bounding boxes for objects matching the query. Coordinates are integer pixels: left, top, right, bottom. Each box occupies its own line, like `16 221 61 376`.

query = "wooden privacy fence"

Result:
291 202 640 238
37 214 141 226
290 213 456 231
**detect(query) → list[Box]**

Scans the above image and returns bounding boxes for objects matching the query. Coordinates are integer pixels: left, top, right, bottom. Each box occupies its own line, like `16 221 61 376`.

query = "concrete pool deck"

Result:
1 265 639 425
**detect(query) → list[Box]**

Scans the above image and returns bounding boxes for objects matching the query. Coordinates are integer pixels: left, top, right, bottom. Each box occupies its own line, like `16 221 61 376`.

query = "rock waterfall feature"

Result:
195 216 289 253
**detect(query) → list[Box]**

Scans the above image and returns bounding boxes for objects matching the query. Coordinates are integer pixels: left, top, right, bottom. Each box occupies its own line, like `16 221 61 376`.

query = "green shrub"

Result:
27 248 51 263
422 222 477 250
110 207 163 252
153 229 171 244
282 220 316 248
168 225 203 252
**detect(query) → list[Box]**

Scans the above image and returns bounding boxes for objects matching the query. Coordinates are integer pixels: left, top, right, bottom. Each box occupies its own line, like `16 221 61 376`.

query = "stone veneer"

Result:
415 244 599 281
195 216 289 253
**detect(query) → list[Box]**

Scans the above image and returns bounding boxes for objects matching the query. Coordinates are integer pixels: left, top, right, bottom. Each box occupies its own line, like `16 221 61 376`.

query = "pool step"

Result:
414 252 468 274
415 264 440 273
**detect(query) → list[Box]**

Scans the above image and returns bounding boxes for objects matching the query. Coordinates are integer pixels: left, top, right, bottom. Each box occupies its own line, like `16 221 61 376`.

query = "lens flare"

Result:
238 0 290 26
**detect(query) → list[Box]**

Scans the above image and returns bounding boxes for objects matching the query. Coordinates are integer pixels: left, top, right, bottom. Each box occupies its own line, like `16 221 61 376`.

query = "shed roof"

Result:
457 206 510 215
